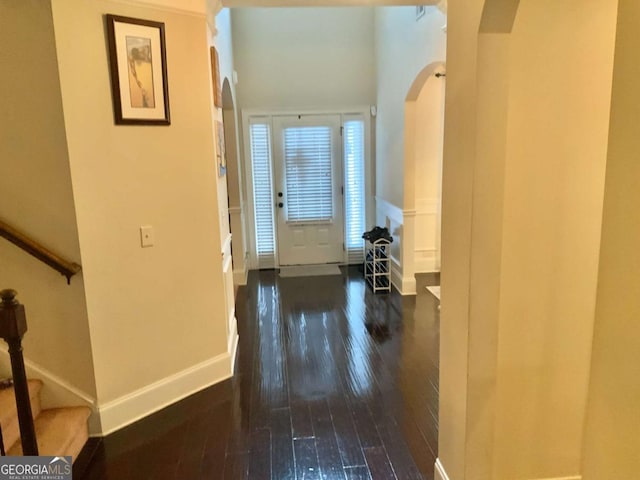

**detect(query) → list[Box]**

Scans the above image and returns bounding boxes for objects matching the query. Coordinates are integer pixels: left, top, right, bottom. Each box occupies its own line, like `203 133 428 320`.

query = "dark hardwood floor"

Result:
75 267 440 480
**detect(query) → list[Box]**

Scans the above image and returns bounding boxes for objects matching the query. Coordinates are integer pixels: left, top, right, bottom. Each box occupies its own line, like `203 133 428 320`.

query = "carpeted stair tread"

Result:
8 406 91 461
0 379 43 452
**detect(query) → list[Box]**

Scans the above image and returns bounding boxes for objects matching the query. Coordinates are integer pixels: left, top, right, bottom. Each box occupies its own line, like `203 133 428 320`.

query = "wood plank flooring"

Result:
75 267 440 480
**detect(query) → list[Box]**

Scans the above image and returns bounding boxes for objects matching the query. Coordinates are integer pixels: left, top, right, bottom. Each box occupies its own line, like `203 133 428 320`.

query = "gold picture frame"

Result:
210 47 223 108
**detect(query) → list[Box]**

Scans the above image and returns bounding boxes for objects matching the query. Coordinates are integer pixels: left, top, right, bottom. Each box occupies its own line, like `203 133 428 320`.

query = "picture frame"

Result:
216 120 226 177
105 14 170 125
210 47 223 108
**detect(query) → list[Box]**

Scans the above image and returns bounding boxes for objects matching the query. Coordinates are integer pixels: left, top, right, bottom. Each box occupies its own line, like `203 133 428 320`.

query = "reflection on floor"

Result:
75 267 440 480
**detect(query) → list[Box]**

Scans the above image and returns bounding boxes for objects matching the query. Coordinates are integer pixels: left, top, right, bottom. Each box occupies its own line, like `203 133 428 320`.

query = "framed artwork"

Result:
106 14 170 125
210 47 223 108
216 120 226 176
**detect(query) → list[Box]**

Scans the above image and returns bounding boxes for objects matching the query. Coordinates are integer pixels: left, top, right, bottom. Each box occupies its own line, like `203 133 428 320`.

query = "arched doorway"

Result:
402 61 446 290
221 78 248 285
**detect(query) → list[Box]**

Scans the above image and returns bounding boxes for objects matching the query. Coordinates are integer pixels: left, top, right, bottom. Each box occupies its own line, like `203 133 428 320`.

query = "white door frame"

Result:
273 114 344 266
242 107 374 270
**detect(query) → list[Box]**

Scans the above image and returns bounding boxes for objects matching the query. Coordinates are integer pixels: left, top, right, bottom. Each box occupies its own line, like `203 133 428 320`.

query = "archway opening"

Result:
402 62 446 288
221 77 247 285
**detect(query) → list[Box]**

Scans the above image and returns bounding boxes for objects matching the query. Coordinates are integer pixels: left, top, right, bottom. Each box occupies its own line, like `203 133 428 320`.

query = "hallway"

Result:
75 268 440 479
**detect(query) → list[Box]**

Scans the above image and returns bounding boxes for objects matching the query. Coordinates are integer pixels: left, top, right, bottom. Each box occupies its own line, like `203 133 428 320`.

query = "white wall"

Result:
374 6 446 293
374 6 446 208
232 7 377 270
232 7 376 111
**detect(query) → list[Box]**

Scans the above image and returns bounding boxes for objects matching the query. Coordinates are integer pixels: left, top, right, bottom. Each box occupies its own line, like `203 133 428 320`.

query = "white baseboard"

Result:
229 325 239 375
389 257 417 295
97 351 235 436
435 458 450 480
401 275 417 295
375 196 404 224
433 458 581 480
233 263 248 286
227 307 239 374
533 477 581 480
390 257 403 293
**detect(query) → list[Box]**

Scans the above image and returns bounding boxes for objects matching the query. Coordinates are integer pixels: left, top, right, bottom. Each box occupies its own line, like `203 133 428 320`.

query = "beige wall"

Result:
438 0 484 475
440 0 618 478
51 0 228 406
0 0 97 398
232 7 376 111
493 1 617 477
374 6 446 208
464 30 511 480
582 0 640 477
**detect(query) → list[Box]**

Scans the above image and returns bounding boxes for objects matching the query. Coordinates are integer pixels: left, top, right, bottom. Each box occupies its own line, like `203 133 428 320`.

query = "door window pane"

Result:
284 126 333 223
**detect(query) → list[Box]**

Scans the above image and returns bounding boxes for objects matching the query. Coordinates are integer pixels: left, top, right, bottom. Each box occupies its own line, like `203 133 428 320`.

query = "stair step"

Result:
8 406 91 461
0 379 43 452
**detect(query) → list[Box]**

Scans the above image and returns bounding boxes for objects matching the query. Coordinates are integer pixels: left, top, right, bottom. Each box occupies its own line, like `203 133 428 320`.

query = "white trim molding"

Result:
532 477 581 480
390 256 403 293
435 458 450 480
97 352 235 435
228 314 239 374
433 458 581 480
389 256 416 295
221 232 233 255
233 258 249 286
110 0 207 16
243 107 373 270
375 196 403 224
415 197 440 273
375 196 419 295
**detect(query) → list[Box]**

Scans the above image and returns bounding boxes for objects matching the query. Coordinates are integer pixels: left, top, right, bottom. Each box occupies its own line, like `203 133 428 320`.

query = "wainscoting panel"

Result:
415 198 440 273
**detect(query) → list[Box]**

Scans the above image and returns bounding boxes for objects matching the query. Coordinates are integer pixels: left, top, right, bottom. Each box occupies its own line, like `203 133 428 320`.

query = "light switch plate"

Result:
140 225 154 248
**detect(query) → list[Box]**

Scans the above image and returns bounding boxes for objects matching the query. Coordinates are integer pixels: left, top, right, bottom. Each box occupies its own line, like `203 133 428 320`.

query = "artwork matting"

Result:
106 14 170 125
216 120 227 177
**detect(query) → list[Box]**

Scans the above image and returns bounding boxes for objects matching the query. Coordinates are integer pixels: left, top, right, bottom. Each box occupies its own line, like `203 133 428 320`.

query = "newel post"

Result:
0 289 38 455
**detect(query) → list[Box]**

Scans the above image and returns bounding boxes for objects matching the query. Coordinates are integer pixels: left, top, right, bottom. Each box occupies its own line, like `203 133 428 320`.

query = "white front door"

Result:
273 115 344 266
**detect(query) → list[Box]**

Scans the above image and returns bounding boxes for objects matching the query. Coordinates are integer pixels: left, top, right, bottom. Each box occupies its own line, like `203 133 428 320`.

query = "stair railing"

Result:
0 219 81 284
0 290 39 456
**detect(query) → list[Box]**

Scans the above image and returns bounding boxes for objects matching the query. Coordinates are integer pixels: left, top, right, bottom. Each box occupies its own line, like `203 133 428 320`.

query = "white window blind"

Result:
249 120 276 268
344 117 366 264
283 126 333 223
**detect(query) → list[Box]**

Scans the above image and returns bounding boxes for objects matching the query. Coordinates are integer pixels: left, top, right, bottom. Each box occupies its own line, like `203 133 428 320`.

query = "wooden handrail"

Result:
0 219 81 284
